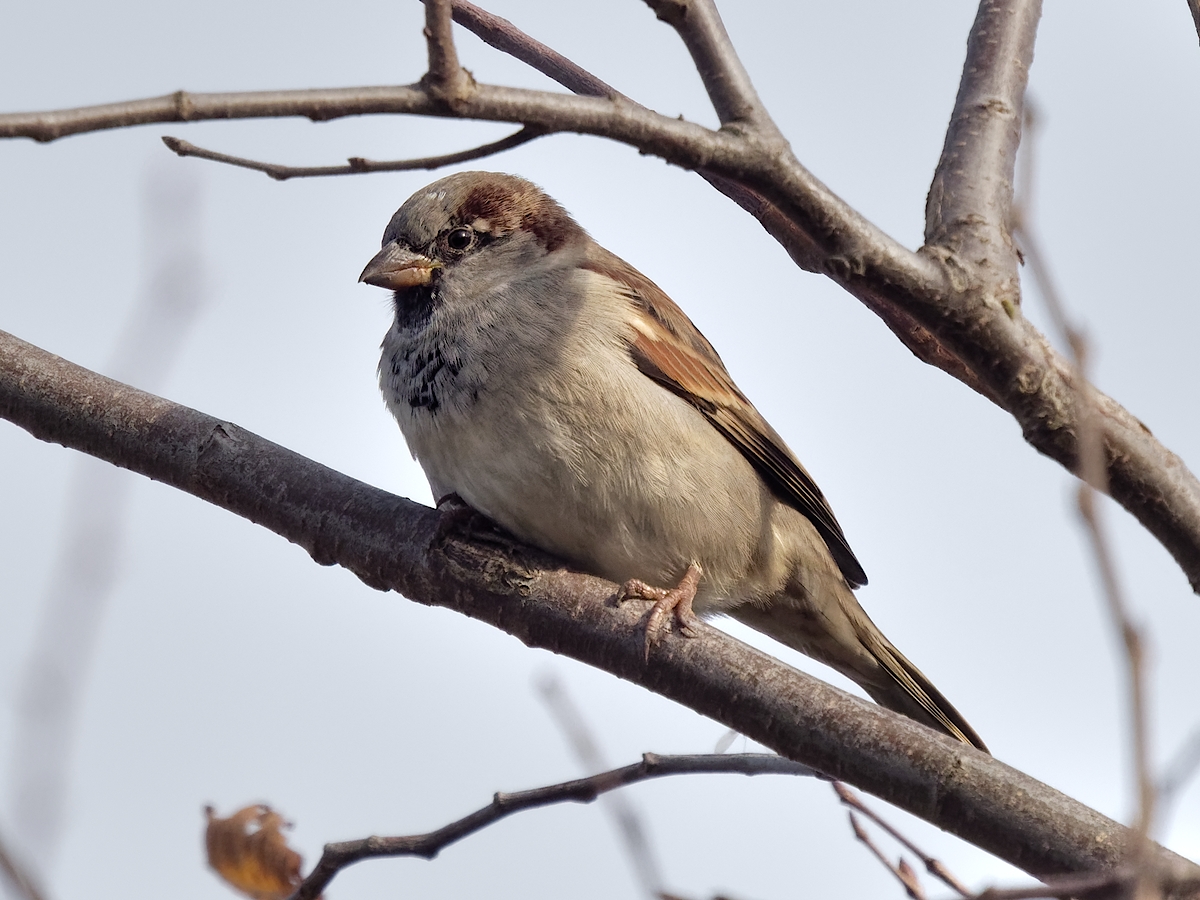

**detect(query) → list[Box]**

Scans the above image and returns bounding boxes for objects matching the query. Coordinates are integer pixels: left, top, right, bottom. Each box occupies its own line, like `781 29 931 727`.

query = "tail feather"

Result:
728 598 989 754
859 638 989 753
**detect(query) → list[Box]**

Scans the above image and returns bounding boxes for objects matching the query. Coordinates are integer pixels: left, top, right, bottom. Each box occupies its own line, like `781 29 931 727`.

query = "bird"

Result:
360 171 987 752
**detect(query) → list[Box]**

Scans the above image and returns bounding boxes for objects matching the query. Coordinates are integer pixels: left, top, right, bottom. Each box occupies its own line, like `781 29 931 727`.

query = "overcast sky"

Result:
1 1 1199 899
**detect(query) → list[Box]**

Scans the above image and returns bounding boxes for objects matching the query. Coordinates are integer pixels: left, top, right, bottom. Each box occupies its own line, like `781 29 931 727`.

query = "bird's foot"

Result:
617 562 703 661
432 493 506 548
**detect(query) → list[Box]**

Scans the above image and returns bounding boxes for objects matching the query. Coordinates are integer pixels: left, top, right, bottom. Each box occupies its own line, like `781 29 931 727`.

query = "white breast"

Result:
381 267 793 610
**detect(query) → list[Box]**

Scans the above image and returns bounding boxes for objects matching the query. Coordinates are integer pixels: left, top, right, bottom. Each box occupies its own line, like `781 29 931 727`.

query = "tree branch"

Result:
641 0 777 133
294 752 814 900
423 0 475 107
160 127 543 181
834 782 973 898
446 0 624 100
1 329 1199 896
925 0 1041 296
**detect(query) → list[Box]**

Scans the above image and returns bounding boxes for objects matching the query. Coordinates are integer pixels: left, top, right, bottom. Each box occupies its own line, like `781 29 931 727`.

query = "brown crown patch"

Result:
457 177 584 252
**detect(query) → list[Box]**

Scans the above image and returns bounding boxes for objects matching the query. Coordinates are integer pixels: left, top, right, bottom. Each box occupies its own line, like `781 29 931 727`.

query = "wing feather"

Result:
583 246 868 588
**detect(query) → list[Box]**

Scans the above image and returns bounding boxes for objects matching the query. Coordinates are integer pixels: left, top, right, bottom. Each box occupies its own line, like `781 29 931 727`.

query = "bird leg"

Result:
618 562 703 661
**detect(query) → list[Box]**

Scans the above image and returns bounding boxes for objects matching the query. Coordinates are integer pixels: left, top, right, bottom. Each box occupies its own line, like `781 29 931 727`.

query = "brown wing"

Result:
584 246 868 588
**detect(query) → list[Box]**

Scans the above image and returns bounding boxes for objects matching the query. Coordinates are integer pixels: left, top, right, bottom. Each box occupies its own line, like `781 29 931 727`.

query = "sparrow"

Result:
360 171 987 752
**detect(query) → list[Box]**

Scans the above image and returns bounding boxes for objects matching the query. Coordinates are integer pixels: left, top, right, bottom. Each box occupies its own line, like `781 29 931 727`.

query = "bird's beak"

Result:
359 242 439 290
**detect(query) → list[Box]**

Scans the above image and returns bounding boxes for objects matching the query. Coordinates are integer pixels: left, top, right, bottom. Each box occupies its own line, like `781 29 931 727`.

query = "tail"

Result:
729 596 988 754
855 634 989 752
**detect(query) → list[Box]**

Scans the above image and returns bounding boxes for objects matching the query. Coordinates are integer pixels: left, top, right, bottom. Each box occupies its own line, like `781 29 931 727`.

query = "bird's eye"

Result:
446 227 474 251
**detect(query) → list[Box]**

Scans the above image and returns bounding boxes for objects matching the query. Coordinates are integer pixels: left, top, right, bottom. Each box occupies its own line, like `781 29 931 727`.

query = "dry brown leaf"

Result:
204 803 306 900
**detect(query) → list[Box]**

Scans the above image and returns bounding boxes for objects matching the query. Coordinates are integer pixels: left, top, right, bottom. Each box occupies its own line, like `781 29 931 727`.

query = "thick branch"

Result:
2 330 1199 895
925 0 1041 293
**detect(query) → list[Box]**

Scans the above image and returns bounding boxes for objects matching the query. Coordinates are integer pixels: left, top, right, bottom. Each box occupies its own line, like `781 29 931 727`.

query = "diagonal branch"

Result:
834 782 972 897
925 0 1041 294
846 811 928 900
293 752 814 900
641 0 777 133
2 329 1200 896
446 0 624 100
160 127 543 181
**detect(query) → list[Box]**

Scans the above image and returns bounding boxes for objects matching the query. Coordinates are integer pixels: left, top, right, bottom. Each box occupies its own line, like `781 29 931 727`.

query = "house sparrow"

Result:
361 171 987 752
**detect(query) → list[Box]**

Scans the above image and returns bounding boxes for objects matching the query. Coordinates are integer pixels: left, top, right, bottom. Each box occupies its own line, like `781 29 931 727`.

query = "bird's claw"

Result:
617 563 703 661
431 493 507 548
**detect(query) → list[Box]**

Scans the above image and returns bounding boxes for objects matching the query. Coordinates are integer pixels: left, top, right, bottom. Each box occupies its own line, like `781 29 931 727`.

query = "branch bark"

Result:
1 329 1198 895
925 0 1041 290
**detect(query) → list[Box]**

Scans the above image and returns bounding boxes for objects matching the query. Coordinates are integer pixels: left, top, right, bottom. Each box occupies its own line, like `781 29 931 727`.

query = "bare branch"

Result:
847 811 926 900
1013 103 1155 897
160 127 543 181
1188 0 1200 46
423 0 475 107
445 0 623 99
642 0 777 132
537 675 664 897
925 0 1041 293
292 753 815 900
833 782 971 898
2 329 1199 896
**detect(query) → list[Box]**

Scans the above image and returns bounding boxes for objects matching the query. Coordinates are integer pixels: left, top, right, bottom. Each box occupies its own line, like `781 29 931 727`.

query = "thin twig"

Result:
160 128 543 181
847 811 926 900
834 782 971 897
291 753 817 900
537 675 663 897
1012 105 1155 894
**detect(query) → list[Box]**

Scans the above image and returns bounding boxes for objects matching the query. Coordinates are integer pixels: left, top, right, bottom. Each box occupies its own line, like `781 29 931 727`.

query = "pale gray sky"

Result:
1 2 1198 898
